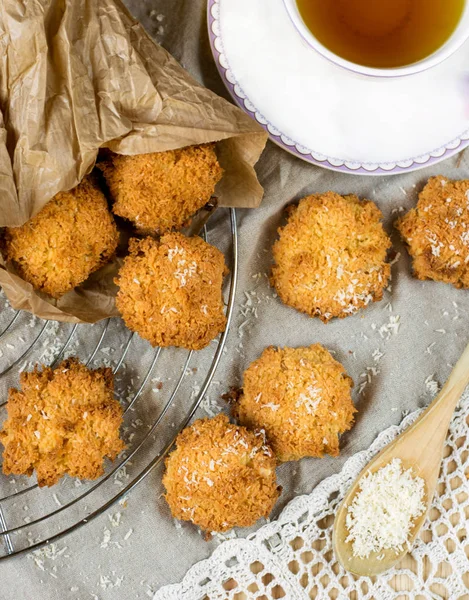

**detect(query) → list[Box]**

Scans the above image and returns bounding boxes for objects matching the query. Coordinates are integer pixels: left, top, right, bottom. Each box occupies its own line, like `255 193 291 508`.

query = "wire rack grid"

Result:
0 208 238 560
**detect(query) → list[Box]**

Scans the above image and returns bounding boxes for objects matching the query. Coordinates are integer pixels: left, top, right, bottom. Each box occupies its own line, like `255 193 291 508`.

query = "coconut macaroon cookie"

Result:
0 359 125 487
2 177 119 298
271 192 392 322
396 176 469 288
115 232 227 350
232 345 355 462
99 144 223 234
163 414 279 533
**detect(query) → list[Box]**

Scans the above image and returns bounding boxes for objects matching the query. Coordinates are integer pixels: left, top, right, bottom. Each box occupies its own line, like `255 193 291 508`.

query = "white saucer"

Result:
208 0 469 175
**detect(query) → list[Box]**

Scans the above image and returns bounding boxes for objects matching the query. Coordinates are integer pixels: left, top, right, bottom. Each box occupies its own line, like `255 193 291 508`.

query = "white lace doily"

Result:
154 389 469 599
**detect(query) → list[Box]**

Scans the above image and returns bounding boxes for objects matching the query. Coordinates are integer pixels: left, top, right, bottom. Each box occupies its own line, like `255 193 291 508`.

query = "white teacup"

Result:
283 0 469 78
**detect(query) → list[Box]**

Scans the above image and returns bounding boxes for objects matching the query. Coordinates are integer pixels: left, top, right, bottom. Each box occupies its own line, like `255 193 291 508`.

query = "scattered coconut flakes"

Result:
114 466 129 486
109 511 122 527
28 543 69 574
174 259 197 287
99 574 124 589
296 384 322 414
167 246 184 262
425 374 440 396
211 529 237 542
101 528 112 549
261 402 280 411
378 315 400 340
425 342 436 355
199 393 222 418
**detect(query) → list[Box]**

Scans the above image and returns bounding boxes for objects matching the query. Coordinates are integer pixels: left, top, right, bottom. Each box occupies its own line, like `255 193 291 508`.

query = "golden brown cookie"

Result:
2 177 119 298
163 414 279 533
396 176 469 288
0 359 125 487
232 345 355 462
99 144 223 234
115 232 227 350
271 192 392 322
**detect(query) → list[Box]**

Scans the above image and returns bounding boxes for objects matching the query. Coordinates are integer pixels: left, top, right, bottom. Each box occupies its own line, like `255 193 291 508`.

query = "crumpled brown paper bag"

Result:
0 0 267 324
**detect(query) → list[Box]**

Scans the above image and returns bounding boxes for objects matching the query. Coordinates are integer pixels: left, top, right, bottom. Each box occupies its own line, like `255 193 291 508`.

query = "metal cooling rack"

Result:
0 208 237 559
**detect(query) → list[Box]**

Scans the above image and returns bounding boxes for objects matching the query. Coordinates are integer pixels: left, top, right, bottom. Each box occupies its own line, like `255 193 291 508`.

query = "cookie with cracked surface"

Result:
98 144 223 234
232 345 355 462
0 358 125 487
2 177 119 298
396 176 469 288
163 414 279 533
271 192 392 322
115 232 227 350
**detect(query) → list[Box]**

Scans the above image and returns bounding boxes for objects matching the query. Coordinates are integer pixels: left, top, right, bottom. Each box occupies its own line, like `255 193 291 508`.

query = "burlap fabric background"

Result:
1 1 468 598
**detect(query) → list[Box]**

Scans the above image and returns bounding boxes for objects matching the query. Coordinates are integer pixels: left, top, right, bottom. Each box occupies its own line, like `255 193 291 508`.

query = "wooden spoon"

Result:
333 341 469 576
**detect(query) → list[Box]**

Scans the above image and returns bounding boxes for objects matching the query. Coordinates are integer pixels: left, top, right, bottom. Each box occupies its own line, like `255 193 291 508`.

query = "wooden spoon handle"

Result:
405 340 469 452
428 340 469 420
440 340 469 402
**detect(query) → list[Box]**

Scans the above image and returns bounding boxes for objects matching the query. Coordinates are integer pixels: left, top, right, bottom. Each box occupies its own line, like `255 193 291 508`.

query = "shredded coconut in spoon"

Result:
345 458 425 558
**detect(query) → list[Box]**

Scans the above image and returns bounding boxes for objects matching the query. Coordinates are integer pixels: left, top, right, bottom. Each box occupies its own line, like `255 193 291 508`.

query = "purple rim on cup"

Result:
207 0 469 175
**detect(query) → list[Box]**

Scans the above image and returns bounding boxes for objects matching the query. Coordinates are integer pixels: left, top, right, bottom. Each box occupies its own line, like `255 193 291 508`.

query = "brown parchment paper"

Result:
0 0 267 323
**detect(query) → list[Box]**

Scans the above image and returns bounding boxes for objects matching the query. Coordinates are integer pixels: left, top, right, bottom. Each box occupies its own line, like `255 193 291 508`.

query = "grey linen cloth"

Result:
0 1 468 598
